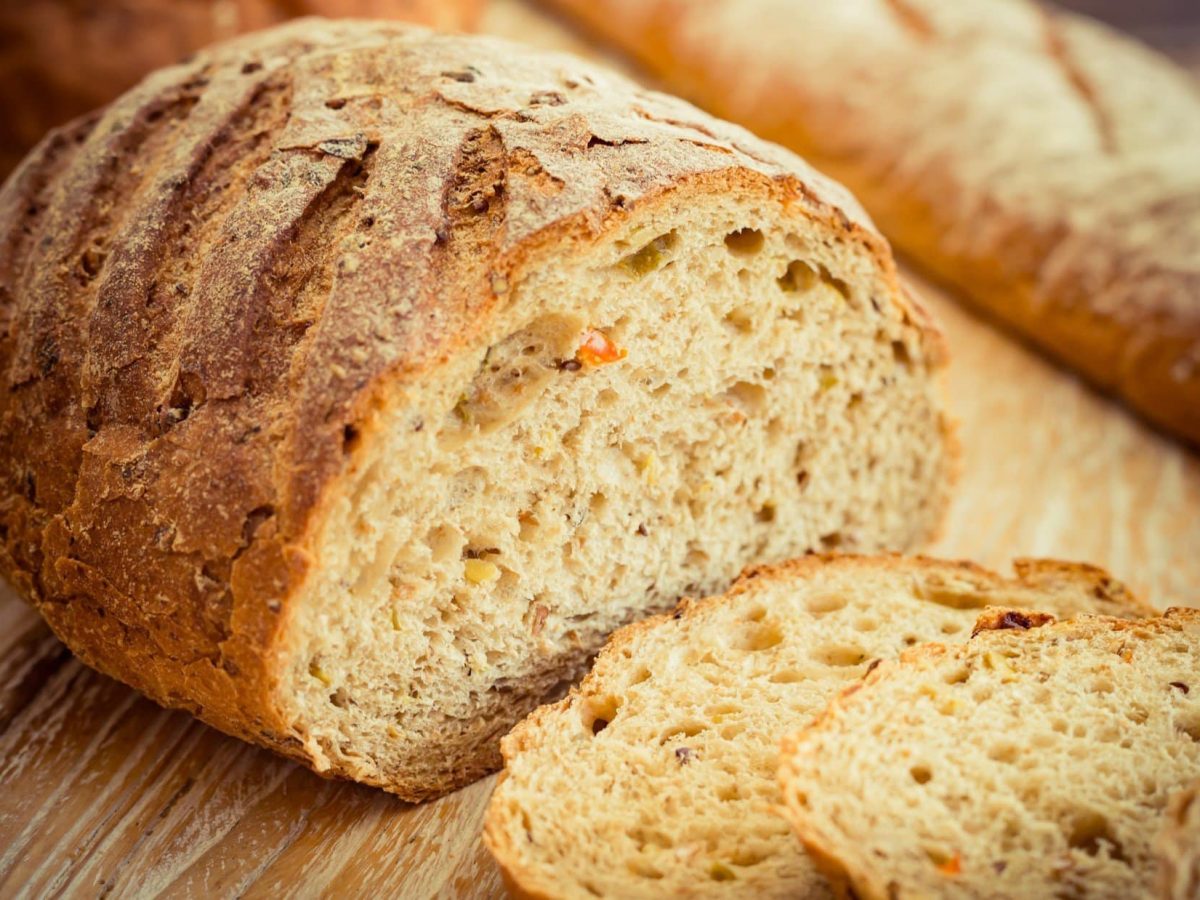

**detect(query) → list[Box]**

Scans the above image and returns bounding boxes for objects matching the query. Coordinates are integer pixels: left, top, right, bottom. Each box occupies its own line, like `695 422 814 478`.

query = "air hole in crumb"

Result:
1068 812 1126 861
989 743 1019 764
597 388 619 409
630 668 651 686
892 340 912 367
944 667 970 685
709 862 736 881
910 765 933 785
723 307 754 333
770 670 804 684
589 491 608 516
342 423 361 453
660 722 706 743
591 718 609 735
777 259 817 293
819 264 852 301
941 621 964 634
744 605 767 622
755 503 776 524
518 512 540 541
807 593 847 615
725 380 767 415
814 645 867 667
736 621 784 652
724 228 764 256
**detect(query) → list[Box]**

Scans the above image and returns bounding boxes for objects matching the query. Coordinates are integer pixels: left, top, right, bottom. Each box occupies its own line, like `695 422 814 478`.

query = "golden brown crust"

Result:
543 0 1200 448
0 0 485 178
0 20 939 796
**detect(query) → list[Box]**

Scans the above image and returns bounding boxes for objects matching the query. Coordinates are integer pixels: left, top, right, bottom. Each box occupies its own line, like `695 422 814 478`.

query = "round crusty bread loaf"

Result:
0 0 484 177
778 609 1200 900
484 556 1150 899
0 20 951 799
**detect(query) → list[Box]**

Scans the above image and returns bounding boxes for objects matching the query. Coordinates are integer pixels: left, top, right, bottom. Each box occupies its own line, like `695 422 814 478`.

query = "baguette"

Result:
0 21 951 799
541 0 1200 447
778 609 1200 899
484 555 1149 897
0 0 485 177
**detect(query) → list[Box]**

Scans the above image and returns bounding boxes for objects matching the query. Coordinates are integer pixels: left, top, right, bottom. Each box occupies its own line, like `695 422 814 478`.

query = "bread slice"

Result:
778 609 1200 900
541 0 1200 447
1157 781 1200 900
0 22 951 799
483 555 1149 897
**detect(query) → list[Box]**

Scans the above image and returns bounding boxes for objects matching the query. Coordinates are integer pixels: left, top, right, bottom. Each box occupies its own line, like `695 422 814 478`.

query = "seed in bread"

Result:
778 609 1200 900
483 555 1148 897
0 21 952 799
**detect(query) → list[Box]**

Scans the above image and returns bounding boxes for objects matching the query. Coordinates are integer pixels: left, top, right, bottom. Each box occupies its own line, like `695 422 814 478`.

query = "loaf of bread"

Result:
778 609 1200 899
1158 782 1200 900
0 20 952 799
542 0 1200 447
0 0 484 177
484 555 1148 897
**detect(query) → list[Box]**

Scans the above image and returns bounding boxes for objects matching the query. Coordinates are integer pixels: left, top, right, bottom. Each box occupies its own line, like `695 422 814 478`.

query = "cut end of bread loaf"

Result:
0 21 950 799
483 555 1147 898
778 609 1200 900
288 194 951 797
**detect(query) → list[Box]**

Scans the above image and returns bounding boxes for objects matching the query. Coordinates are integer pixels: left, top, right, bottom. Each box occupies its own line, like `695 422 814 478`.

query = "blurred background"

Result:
0 0 1197 180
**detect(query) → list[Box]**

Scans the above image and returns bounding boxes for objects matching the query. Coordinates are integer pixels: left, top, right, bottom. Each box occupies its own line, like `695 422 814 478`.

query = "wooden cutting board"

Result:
1 2 1198 897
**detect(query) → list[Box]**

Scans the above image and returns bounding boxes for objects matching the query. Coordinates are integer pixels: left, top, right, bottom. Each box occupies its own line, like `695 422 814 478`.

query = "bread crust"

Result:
543 0 1200 447
0 21 944 797
485 553 1150 896
0 0 485 177
778 607 1200 900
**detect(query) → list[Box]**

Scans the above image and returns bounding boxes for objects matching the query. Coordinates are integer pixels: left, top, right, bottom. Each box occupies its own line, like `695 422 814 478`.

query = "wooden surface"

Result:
2 2 1199 898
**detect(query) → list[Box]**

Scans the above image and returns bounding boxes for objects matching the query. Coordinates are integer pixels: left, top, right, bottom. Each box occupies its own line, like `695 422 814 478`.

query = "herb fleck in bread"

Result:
0 21 951 799
542 0 1200 447
1157 781 1200 900
778 609 1200 900
483 555 1148 897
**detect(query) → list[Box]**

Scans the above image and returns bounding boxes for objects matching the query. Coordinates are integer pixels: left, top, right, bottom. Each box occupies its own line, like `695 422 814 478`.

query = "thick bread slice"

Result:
0 22 951 799
778 609 1200 900
541 0 1200 447
0 0 485 177
483 555 1149 898
1157 781 1200 900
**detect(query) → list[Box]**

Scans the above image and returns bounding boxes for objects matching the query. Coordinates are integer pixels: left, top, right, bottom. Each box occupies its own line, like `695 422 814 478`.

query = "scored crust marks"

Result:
1039 10 1117 154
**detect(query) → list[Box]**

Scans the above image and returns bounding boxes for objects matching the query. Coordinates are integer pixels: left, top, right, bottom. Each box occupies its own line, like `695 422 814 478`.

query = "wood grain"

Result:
1 2 1198 897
